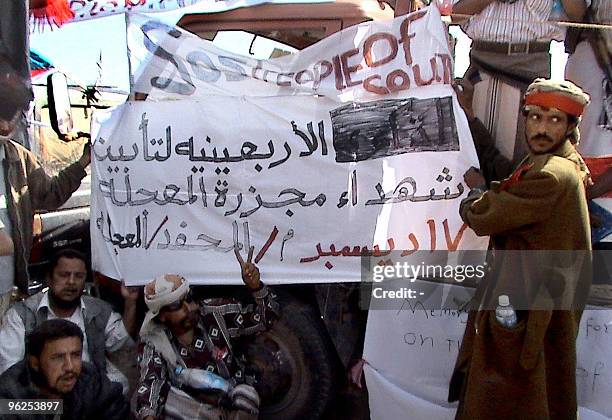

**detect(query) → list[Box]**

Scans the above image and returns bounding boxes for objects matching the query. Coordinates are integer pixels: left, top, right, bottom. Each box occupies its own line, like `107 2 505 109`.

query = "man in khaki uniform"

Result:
449 79 592 419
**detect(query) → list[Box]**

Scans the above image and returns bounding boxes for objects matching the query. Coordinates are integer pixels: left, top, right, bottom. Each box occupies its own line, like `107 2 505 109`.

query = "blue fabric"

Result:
590 200 612 243
29 49 53 74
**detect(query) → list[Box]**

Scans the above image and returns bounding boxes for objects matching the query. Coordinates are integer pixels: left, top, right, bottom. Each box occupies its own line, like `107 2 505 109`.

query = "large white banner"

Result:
363 295 612 420
91 7 488 285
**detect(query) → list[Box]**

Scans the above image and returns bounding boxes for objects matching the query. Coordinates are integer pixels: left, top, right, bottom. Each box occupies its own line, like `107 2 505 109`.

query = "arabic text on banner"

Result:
90 6 487 285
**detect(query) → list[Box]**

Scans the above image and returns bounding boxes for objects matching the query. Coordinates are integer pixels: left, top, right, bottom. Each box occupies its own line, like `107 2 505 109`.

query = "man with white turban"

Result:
135 247 279 420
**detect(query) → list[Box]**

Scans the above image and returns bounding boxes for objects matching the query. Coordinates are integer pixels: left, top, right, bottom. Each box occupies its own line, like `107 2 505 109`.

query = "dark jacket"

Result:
0 138 86 292
468 118 514 184
0 360 128 420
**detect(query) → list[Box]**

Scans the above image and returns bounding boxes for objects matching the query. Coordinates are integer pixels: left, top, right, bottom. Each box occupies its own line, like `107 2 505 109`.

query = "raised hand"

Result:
463 166 486 189
452 77 476 122
120 280 140 303
234 245 262 290
78 140 91 169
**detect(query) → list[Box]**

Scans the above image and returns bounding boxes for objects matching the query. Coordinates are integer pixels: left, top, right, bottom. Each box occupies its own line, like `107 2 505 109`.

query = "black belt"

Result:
471 40 550 55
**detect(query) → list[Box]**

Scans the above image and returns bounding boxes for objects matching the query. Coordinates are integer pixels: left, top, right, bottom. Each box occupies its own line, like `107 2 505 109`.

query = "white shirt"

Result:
456 0 565 43
0 290 132 374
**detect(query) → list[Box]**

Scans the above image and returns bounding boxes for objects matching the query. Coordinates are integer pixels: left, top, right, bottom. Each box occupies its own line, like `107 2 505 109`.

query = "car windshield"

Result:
202 30 318 59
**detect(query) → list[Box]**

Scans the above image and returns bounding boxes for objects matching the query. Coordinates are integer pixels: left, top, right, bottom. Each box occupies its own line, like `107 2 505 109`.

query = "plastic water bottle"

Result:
495 295 517 328
175 366 231 393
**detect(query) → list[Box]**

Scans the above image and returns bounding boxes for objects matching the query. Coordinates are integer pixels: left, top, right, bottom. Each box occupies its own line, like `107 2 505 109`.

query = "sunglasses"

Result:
161 290 195 312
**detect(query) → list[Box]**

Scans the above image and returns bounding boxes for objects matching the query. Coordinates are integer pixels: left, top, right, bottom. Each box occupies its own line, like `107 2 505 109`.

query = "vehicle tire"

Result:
244 293 337 420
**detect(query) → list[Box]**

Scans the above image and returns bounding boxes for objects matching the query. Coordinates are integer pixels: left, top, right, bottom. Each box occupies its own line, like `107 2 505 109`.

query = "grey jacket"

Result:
12 292 112 374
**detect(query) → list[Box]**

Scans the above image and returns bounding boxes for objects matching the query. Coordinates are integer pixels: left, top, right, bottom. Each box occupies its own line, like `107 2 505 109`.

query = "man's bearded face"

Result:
30 337 83 395
525 106 574 154
154 275 198 332
48 257 87 310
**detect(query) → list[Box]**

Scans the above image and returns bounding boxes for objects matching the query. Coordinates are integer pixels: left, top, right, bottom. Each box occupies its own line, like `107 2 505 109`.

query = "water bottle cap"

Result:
498 295 510 306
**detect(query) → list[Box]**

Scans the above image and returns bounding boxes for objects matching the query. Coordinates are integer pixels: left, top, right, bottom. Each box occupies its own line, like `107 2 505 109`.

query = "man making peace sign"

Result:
135 247 280 420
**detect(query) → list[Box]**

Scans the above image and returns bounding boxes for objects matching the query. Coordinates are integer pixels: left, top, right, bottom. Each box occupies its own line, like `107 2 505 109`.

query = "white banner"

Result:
127 7 453 101
62 0 330 23
363 297 612 420
91 7 488 285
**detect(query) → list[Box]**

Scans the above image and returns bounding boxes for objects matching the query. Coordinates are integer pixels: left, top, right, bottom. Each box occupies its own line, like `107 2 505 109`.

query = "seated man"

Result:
0 318 129 419
0 248 138 392
135 247 280 420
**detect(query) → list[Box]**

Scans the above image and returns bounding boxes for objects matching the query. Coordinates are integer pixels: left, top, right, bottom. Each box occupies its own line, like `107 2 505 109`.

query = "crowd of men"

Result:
0 245 278 419
0 0 610 419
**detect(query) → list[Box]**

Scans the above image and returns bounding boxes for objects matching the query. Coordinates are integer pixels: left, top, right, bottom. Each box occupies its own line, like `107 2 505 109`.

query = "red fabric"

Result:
435 0 453 15
584 156 612 179
584 156 612 198
500 162 535 191
30 0 74 28
524 91 586 117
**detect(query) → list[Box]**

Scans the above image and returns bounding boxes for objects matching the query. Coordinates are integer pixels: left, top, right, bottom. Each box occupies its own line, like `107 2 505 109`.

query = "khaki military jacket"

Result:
449 139 592 420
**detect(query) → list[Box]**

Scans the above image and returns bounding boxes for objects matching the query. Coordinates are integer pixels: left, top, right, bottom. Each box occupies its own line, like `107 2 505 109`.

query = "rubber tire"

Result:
246 294 337 420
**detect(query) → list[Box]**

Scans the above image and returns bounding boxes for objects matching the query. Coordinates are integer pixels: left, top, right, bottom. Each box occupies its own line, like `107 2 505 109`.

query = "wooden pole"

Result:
394 0 414 17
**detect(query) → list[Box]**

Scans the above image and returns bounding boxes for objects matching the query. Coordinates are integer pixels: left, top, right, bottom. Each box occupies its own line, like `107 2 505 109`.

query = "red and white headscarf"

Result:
524 78 591 145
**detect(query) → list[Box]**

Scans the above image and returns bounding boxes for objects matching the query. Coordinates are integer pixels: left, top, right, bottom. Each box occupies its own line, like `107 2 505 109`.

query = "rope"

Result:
449 13 612 31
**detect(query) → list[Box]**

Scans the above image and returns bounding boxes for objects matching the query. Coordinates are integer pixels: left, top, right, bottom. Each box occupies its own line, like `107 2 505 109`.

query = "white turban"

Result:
140 274 190 338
